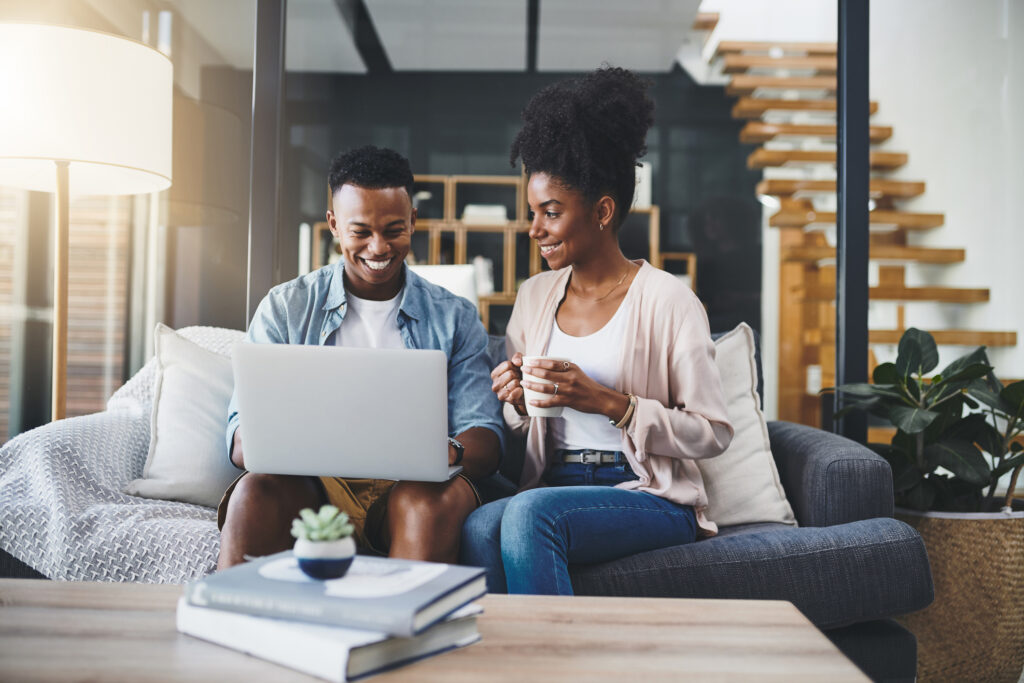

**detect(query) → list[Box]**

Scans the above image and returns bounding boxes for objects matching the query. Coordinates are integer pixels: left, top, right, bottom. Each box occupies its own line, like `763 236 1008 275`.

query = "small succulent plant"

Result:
290 505 354 542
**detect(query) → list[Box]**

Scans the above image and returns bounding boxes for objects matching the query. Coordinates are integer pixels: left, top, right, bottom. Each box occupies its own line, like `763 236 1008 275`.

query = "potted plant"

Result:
830 328 1024 682
291 504 356 580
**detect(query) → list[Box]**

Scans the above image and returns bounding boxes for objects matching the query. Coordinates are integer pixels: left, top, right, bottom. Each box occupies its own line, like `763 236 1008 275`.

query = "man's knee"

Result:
390 480 475 526
228 473 321 514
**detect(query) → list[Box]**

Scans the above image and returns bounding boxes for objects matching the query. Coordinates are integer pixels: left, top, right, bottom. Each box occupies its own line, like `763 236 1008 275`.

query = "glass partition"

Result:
0 0 255 440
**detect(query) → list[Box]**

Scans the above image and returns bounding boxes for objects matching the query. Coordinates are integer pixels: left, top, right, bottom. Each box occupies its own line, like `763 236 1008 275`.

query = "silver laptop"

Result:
232 343 461 481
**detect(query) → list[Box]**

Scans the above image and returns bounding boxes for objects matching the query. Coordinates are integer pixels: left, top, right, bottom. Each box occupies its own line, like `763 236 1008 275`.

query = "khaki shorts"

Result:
217 473 481 556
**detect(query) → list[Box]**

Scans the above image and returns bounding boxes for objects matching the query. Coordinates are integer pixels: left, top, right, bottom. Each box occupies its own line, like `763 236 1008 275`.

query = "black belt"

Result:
557 449 627 465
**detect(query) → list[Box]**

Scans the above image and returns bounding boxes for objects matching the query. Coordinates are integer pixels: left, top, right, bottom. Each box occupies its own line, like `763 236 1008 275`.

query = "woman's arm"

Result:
625 314 734 462
495 293 532 435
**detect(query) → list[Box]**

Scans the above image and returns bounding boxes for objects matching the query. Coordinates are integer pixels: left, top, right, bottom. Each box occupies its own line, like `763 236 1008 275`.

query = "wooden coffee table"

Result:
0 579 867 681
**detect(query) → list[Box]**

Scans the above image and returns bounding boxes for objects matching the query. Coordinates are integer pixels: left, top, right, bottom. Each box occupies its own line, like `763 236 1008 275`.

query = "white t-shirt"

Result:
330 290 405 349
546 301 628 452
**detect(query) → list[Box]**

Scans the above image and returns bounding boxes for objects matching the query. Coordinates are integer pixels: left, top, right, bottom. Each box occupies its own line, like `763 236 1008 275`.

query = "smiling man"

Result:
218 146 503 570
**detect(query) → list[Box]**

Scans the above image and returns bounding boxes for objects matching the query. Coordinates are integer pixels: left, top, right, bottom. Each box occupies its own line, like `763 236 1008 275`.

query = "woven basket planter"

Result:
895 507 1024 682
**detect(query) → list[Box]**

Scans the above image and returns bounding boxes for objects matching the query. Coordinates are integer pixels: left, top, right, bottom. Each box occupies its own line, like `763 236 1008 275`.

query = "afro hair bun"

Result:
510 66 654 224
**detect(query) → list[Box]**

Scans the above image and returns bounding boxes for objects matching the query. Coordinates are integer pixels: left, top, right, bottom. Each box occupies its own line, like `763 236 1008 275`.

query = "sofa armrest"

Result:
767 420 893 526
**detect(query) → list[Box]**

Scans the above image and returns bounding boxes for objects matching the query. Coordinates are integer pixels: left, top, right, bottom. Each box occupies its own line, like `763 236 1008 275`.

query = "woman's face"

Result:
527 172 604 270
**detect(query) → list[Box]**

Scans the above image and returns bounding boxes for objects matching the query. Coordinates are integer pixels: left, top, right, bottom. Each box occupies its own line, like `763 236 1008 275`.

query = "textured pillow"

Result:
123 323 244 508
698 323 797 528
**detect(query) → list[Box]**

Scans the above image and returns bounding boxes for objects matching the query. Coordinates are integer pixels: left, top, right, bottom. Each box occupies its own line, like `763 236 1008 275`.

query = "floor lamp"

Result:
0 23 173 420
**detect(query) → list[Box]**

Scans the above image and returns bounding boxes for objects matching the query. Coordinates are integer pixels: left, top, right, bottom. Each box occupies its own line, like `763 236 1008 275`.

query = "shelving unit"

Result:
313 173 688 332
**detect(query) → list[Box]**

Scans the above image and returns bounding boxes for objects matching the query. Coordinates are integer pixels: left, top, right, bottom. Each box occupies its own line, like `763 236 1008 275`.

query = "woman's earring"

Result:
599 223 605 231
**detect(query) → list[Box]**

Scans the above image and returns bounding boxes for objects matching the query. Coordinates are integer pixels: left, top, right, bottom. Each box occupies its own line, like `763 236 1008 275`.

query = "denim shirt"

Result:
225 262 505 460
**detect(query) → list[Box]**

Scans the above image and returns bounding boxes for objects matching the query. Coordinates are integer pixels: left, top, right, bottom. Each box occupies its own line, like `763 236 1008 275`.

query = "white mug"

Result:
521 355 571 417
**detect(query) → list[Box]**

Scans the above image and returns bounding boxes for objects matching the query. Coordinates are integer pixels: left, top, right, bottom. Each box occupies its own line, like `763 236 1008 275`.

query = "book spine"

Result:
176 601 349 682
186 582 415 637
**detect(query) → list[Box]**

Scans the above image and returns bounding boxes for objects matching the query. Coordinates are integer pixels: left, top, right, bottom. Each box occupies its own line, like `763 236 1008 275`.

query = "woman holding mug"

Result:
460 67 734 595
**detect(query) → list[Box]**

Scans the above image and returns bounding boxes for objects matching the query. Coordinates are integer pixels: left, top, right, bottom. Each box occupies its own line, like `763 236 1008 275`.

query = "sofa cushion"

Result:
123 324 244 508
699 323 796 527
569 517 934 630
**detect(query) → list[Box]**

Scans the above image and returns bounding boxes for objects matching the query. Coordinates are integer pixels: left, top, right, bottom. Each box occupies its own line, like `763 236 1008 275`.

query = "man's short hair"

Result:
328 146 415 199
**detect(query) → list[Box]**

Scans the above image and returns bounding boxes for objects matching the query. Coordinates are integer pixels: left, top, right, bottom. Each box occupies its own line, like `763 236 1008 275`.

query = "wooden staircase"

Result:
713 40 1018 426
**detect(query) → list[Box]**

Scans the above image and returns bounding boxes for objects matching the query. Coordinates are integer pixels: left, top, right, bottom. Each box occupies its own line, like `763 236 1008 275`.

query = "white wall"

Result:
696 0 1024 418
869 0 1024 381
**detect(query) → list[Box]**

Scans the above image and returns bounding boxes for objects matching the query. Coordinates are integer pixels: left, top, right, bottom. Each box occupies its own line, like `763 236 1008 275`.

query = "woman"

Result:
460 67 734 595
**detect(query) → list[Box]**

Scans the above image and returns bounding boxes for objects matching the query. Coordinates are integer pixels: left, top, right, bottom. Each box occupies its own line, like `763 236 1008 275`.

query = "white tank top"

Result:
330 290 405 349
545 301 628 452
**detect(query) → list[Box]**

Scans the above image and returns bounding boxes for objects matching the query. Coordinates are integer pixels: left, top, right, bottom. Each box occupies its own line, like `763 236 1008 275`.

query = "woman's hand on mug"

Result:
490 353 527 415
520 359 630 420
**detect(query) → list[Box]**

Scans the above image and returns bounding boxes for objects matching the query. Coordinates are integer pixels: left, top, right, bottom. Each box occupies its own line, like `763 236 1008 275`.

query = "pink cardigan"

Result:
503 261 734 536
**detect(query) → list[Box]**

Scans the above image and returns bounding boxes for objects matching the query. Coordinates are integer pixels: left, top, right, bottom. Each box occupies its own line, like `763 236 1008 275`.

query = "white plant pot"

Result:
293 536 356 580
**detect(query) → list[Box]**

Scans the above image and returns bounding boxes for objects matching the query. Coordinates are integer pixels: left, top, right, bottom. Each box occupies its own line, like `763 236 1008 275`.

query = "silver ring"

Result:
562 361 570 371
552 383 559 396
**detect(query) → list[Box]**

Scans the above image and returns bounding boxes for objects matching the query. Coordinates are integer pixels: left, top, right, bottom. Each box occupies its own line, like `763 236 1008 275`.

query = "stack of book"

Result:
177 550 486 681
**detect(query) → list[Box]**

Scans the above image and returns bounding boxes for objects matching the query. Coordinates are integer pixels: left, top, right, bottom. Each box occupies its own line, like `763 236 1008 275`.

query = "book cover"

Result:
177 597 481 682
184 551 486 637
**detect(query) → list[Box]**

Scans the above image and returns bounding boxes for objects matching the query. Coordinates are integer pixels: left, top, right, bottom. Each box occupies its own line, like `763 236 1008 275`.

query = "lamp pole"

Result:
52 161 69 421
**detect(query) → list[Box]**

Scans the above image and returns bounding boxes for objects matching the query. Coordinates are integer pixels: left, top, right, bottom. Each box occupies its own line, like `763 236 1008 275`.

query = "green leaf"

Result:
966 379 1008 413
889 405 941 434
899 479 936 511
835 383 892 397
942 412 987 441
992 453 1024 479
936 347 990 391
973 420 1006 459
923 439 990 486
999 381 1024 414
891 458 924 492
890 430 920 462
897 328 939 377
873 362 900 385
299 508 319 526
932 363 993 395
318 504 340 524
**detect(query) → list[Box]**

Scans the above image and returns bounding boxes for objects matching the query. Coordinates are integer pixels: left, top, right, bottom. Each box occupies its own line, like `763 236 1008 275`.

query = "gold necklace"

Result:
569 264 633 303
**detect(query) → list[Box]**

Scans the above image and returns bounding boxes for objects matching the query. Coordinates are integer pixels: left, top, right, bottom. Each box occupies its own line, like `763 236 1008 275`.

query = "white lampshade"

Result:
0 23 172 195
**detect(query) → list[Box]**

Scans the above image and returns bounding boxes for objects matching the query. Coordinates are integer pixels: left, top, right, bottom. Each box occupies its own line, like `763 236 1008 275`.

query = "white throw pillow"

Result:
697 323 797 527
123 323 244 508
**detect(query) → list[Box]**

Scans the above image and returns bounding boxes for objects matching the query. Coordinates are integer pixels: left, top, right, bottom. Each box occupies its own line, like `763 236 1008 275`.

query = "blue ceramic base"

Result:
297 555 354 580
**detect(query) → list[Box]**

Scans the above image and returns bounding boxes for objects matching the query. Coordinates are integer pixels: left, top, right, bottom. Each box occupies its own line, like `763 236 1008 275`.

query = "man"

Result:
218 146 503 569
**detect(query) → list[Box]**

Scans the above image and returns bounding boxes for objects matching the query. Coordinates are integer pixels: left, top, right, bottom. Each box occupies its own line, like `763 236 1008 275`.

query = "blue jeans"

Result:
460 461 697 595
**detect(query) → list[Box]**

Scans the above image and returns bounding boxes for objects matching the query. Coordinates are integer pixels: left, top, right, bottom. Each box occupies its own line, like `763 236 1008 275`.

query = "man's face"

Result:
327 184 415 300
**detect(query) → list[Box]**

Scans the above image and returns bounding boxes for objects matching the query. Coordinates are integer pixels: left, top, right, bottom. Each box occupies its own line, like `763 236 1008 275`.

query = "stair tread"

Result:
783 245 964 263
741 121 892 143
727 74 837 96
715 41 838 59
723 54 837 74
749 148 908 170
757 178 926 199
692 12 719 31
815 329 1018 346
797 285 989 303
733 97 879 118
771 207 944 229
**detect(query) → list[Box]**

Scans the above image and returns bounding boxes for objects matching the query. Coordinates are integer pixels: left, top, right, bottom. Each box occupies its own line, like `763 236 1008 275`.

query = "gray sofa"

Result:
482 335 933 683
0 326 933 682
